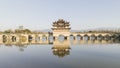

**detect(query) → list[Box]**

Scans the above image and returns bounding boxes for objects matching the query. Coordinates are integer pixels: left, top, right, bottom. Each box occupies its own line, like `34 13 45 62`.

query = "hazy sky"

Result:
0 0 120 30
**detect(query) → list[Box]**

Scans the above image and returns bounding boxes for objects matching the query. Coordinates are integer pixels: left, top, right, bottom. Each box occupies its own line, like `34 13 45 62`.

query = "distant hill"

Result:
33 29 83 32
33 29 52 32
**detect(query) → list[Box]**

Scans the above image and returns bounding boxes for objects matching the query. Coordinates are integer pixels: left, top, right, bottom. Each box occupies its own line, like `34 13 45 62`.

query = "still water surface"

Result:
0 40 120 68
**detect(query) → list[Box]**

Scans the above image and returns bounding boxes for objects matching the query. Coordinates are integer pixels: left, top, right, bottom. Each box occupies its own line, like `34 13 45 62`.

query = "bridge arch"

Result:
2 35 7 43
42 35 47 42
104 34 111 40
28 35 33 43
97 34 103 40
21 35 27 42
70 34 75 40
83 34 90 40
11 36 16 42
35 35 40 42
90 34 96 40
76 34 82 40
58 34 65 41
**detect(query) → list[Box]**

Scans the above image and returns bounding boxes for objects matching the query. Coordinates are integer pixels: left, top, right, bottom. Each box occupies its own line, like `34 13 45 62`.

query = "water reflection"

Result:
0 36 120 58
52 40 71 57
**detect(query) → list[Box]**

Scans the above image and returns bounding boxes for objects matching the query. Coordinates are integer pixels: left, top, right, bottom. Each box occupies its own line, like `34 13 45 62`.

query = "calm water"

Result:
0 40 120 68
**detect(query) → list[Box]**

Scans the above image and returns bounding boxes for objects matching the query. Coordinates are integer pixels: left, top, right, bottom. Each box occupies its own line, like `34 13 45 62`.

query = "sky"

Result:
0 0 120 31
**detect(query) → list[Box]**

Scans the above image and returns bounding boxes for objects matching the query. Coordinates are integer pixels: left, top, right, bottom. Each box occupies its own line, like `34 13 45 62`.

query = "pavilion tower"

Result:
51 19 71 40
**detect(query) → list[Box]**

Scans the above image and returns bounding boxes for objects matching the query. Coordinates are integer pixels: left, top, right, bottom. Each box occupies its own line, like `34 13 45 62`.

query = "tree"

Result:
4 29 13 33
23 29 31 33
14 29 31 33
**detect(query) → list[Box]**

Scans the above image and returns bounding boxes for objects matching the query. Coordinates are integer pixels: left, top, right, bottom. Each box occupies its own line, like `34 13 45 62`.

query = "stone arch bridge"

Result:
0 32 117 45
0 32 50 44
70 32 115 40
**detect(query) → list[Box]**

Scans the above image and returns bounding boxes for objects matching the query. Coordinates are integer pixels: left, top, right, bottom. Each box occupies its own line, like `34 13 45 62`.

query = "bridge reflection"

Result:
0 36 120 57
52 40 71 58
